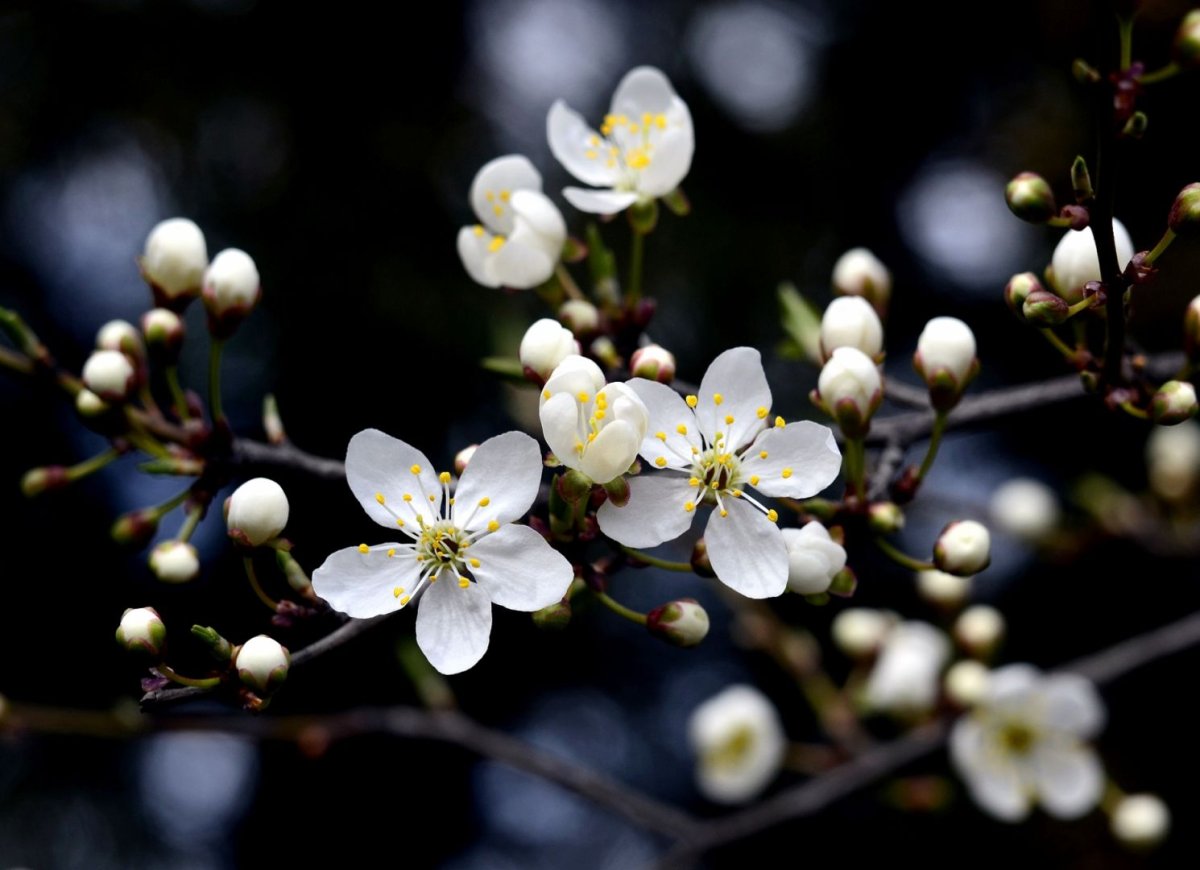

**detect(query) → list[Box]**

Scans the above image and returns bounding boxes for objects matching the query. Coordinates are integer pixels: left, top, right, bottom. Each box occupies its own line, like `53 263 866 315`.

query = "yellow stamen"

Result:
396 519 405 528
375 492 385 505
655 113 667 129
577 391 590 402
774 416 785 428
488 235 505 252
469 558 480 568
488 520 500 532
543 389 552 399
713 393 724 405
400 595 411 606
676 424 688 435
686 395 698 408
759 451 768 460
766 509 779 522
410 465 421 475
585 149 597 159
656 431 667 441
655 457 667 467
473 224 485 237
478 497 490 507
403 493 413 502
387 548 396 558
750 475 760 485
499 190 511 202
720 509 729 517
458 577 471 588
782 468 793 479
756 406 768 419
393 586 404 598
684 501 695 512
724 414 734 425
358 543 369 554
689 477 701 486
439 471 451 484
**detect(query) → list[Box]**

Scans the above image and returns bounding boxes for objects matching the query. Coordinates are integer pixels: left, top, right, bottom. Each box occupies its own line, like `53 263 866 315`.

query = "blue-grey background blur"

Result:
2 0 1199 866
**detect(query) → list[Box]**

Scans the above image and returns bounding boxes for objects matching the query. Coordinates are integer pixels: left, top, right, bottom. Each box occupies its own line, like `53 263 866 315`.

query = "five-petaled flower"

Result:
457 155 567 290
596 347 842 597
547 66 694 215
312 429 574 674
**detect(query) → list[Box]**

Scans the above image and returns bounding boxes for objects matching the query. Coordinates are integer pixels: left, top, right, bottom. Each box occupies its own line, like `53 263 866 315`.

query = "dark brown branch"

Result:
232 437 346 480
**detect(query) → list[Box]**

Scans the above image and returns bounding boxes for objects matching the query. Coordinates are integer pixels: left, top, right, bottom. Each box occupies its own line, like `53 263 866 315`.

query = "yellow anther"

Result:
488 234 505 252
594 409 606 420
759 451 769 460
733 490 744 497
775 416 785 428
642 112 652 125
478 497 491 507
656 431 667 441
689 477 701 487
684 501 695 512
585 149 597 160
767 509 779 522
449 498 455 506
604 113 617 125
492 204 504 217
387 548 396 558
782 468 793 479
488 520 500 532
750 475 760 486
499 190 511 202
724 414 734 425
609 146 619 157
606 159 616 168
458 577 471 588
375 492 385 505
720 509 729 517
410 465 422 475
574 440 584 453
396 518 405 528
686 395 698 408
393 586 403 598
711 481 719 490
400 595 411 606
485 192 495 202
713 393 724 405
714 431 724 441
473 224 484 237
692 446 700 454
628 123 640 135
429 574 437 583
587 433 596 442
588 135 600 147
428 494 437 502
358 543 369 554
655 457 667 467
543 389 551 399
469 558 481 568
577 391 590 403
676 424 688 435
596 392 607 406
655 113 667 129
756 406 768 419
439 472 451 484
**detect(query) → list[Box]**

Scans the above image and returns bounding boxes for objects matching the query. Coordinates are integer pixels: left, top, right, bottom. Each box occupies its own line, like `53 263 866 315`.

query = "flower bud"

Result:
202 248 261 337
1152 380 1198 425
916 569 972 609
111 508 160 548
819 296 883 360
191 624 234 662
82 349 136 402
691 538 715 577
1173 9 1200 69
558 299 600 335
141 307 185 363
913 317 977 409
647 598 710 647
1167 184 1200 236
531 597 573 630
1147 420 1200 502
75 388 110 418
832 247 891 314
20 466 69 498
1111 794 1170 850
954 604 1005 657
781 522 847 595
1185 296 1200 361
1003 272 1042 317
1022 289 1071 326
96 319 145 361
933 520 991 576
1005 172 1057 223
816 347 882 438
629 344 676 383
226 477 290 546
989 478 1060 542
943 659 989 708
1049 220 1134 304
519 318 578 382
831 607 896 658
115 606 166 656
868 501 905 534
453 444 477 476
235 634 290 695
864 621 950 715
141 217 208 308
589 335 620 369
149 540 200 584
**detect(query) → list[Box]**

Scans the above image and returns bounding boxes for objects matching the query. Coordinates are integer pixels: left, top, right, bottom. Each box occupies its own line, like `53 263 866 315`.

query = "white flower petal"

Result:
689 684 787 805
704 497 788 598
543 354 605 396
596 472 696 548
695 347 772 451
781 523 846 594
580 419 640 483
539 392 583 472
547 100 622 187
468 523 574 612
311 544 421 619
638 115 694 198
562 187 640 214
610 66 678 116
740 422 842 498
510 190 566 251
487 237 556 290
470 154 541 234
1032 743 1104 819
985 664 1042 716
456 227 499 288
453 431 543 532
1038 674 1106 739
628 378 702 470
345 429 440 528
415 570 493 675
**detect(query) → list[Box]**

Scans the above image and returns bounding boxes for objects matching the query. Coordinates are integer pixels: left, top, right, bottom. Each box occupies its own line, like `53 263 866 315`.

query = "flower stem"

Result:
156 664 222 689
1138 62 1180 85
0 346 33 375
66 446 121 482
593 590 648 625
150 488 192 520
1038 328 1077 361
843 437 867 502
1118 400 1149 420
244 556 279 611
873 536 935 572
1118 15 1133 71
397 636 457 710
176 505 204 543
165 365 191 423
1143 228 1176 267
627 229 645 303
619 545 693 572
913 411 948 484
555 264 585 301
208 338 226 423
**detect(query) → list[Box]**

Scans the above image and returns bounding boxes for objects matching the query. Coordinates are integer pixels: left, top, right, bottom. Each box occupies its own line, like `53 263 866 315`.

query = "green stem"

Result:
627 229 645 302
125 428 173 460
555 264 585 301
177 505 204 543
1138 62 1180 85
209 339 226 423
1118 400 1149 420
594 590 648 625
165 366 191 423
397 637 457 710
156 664 222 689
0 346 33 375
619 545 693 573
244 556 279 610
150 488 192 520
1143 228 1176 267
844 437 867 502
914 412 948 483
1039 328 1077 360
874 537 935 572
1118 15 1133 71
138 382 163 419
66 447 121 481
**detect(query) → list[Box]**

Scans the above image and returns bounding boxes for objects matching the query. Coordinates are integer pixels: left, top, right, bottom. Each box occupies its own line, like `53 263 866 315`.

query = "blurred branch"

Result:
232 438 346 480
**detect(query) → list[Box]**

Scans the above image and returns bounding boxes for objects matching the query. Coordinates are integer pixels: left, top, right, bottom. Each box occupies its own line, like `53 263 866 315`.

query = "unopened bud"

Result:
602 474 630 507
454 444 477 476
943 659 989 708
1173 9 1200 69
916 569 972 609
1167 183 1200 238
202 248 261 337
20 466 69 498
75 388 111 418
115 607 166 656
82 349 136 402
868 501 905 534
558 299 600 335
519 318 578 382
914 317 978 409
1071 155 1094 203
831 608 896 658
933 520 991 576
227 478 290 546
96 320 145 360
235 634 290 695
532 596 572 630
954 604 1005 656
191 625 234 662
141 217 208 308
1186 296 1200 361
149 540 200 584
1111 794 1170 850
1022 288 1071 326
989 478 1060 542
1004 272 1043 317
141 307 185 363
782 522 846 595
647 598 710 647
691 538 715 577
819 296 883 360
630 344 676 383
589 336 620 369
1050 220 1134 304
816 347 882 438
111 509 160 548
1005 172 1057 223
1147 420 1200 502
1151 380 1198 425
832 247 891 314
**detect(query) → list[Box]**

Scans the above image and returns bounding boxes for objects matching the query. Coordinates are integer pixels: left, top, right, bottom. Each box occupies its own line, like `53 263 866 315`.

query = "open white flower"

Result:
864 621 949 714
688 684 786 804
951 664 1106 822
547 66 694 214
539 355 649 484
457 155 566 290
596 348 841 598
312 429 573 674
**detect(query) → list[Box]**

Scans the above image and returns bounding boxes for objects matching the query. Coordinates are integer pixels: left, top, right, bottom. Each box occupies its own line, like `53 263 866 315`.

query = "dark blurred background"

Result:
2 0 1200 867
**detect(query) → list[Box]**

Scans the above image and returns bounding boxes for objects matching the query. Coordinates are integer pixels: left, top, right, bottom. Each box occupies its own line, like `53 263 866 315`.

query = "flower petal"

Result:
539 392 583 472
985 664 1042 716
1032 743 1104 819
470 154 541 234
740 421 842 498
415 569 493 675
695 347 772 451
580 418 640 483
627 378 701 470
610 66 678 116
457 226 500 288
453 430 543 532
950 718 1032 822
311 544 421 618
596 472 696 547
704 497 788 598
639 105 694 197
511 190 566 259
468 523 574 611
562 187 640 214
1038 674 1106 739
547 100 621 187
487 237 556 290
345 429 440 529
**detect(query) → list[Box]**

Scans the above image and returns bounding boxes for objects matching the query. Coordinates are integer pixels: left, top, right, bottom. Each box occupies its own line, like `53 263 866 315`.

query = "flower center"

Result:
691 436 744 501
703 724 758 771
582 112 670 186
417 519 470 568
997 721 1037 755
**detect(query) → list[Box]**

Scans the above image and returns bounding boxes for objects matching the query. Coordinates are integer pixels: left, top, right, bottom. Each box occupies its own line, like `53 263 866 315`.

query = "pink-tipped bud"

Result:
149 541 200 584
832 247 891 314
20 466 69 498
116 606 166 656
646 598 710 647
817 347 882 438
914 317 978 411
202 248 261 338
1022 288 1071 326
454 444 478 476
558 299 600 335
1005 172 1057 223
235 635 290 695
630 344 676 383
519 318 578 382
96 320 146 361
1152 380 1198 425
1173 10 1200 69
111 509 160 548
141 218 208 309
1168 183 1200 236
1004 272 1042 318
141 307 185 363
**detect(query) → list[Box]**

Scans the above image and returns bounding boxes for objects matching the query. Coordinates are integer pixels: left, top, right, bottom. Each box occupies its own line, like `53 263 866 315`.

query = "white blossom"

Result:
82 350 135 402
519 318 579 381
864 621 950 714
235 635 290 694
1049 219 1135 304
141 217 208 302
149 541 200 584
1146 420 1200 501
781 521 846 595
688 684 786 804
819 296 883 359
916 568 972 608
914 316 977 390
202 248 260 317
227 478 290 546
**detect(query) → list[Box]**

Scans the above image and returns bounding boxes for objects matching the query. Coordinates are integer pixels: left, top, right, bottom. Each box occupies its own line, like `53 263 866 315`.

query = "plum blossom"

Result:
688 684 786 804
312 429 573 674
596 348 841 598
547 66 694 214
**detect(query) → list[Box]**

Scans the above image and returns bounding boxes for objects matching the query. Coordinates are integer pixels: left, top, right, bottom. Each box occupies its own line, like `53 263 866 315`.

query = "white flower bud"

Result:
864 621 950 715
629 344 676 383
142 217 208 303
832 247 891 312
141 307 185 361
115 606 166 656
1111 794 1170 849
1049 219 1134 304
819 296 883 359
781 522 847 595
75 388 110 418
519 318 578 381
96 320 145 358
1146 420 1200 502
202 248 261 320
943 659 990 707
227 478 290 546
916 568 972 608
914 317 977 399
933 520 991 576
954 604 1005 656
688 684 786 804
1151 380 1198 425
82 349 136 402
454 444 478 476
558 299 600 334
989 478 1060 542
817 347 881 437
831 608 896 658
646 598 710 647
149 540 200 584
235 634 290 695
